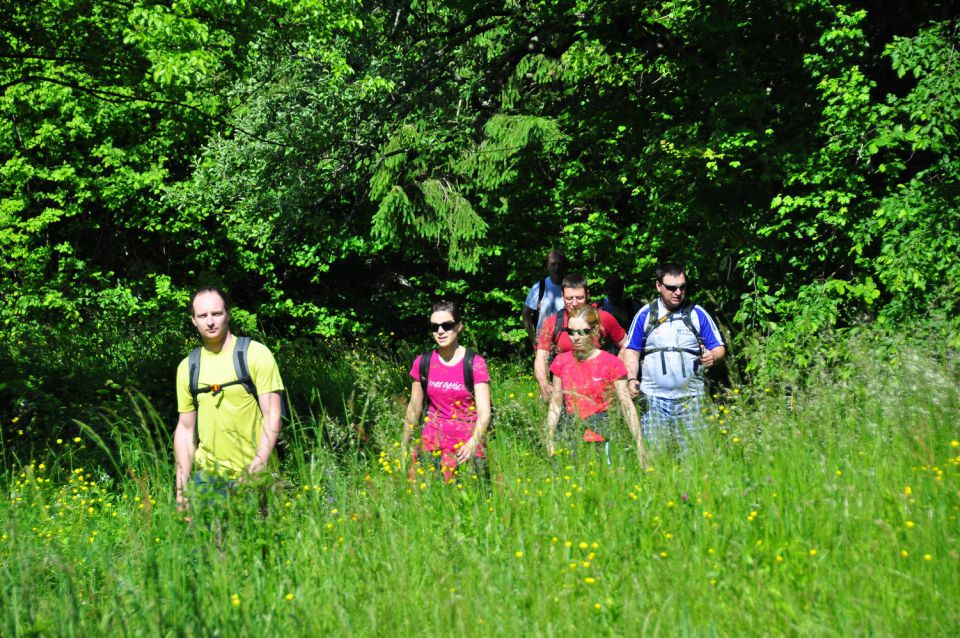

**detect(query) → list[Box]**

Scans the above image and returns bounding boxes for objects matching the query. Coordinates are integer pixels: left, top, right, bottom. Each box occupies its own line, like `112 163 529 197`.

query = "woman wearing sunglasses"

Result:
402 300 492 481
545 304 646 465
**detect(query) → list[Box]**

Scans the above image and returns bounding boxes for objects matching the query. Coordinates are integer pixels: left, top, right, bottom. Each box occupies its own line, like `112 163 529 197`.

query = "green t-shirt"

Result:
177 337 284 475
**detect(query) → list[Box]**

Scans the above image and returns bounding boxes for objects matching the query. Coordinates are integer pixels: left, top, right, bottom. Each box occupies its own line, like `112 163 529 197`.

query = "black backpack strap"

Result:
232 336 258 397
679 302 705 349
236 337 288 421
419 351 432 412
552 309 565 345
641 300 662 350
643 344 704 375
537 277 547 306
189 337 266 421
188 347 202 411
641 302 705 378
681 301 706 376
463 349 476 398
420 349 478 415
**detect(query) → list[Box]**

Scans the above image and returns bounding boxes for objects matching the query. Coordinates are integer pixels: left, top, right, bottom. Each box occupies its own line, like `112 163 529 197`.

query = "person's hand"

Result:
626 378 641 398
699 346 715 369
539 380 553 401
455 436 480 464
176 491 191 521
246 456 267 475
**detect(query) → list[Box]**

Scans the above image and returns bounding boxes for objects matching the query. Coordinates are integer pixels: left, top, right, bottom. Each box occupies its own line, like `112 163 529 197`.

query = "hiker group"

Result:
173 256 725 504
523 251 725 466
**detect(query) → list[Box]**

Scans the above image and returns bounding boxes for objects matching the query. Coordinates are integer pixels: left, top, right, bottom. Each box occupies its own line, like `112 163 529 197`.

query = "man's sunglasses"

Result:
659 282 688 292
429 321 458 332
564 327 594 336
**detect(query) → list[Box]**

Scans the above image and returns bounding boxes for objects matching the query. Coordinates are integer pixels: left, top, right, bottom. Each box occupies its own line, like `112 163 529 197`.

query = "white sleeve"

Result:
523 283 539 310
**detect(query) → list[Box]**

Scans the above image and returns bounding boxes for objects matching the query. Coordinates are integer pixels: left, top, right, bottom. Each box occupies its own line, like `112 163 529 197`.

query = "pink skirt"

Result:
421 419 485 457
413 419 485 482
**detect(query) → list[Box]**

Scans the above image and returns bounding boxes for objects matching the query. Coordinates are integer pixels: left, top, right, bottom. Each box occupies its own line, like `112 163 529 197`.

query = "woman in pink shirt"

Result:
402 301 492 481
546 304 646 465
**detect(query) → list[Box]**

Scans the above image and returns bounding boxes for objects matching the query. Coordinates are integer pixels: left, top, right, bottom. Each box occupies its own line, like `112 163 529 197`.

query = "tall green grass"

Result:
1 341 958 636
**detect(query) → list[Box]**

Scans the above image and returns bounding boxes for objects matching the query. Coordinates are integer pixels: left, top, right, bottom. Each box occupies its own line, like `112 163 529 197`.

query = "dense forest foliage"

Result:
2 1 958 423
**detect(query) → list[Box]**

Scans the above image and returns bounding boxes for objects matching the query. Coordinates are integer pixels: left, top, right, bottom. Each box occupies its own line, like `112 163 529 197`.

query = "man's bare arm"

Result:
174 411 198 507
522 305 537 348
248 391 282 474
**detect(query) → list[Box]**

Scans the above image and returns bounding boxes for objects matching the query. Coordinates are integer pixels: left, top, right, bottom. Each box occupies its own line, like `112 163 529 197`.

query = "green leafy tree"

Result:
3 0 959 426
0 0 360 416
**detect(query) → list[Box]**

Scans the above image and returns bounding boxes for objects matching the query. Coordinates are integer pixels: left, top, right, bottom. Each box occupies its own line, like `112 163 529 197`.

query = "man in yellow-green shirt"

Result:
174 286 284 509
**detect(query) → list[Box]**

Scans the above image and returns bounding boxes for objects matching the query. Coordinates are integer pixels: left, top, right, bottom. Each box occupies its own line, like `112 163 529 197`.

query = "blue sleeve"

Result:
693 308 724 350
625 308 649 351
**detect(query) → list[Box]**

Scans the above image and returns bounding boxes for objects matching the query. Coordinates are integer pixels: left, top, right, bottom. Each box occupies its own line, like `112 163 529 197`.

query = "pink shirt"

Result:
411 351 490 455
549 350 627 419
410 351 490 424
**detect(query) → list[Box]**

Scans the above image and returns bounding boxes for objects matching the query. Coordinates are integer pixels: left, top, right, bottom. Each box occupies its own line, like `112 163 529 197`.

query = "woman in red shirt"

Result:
546 304 646 465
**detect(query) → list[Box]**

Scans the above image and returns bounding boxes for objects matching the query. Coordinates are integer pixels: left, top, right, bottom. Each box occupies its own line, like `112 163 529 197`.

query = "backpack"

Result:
188 336 286 418
549 306 619 353
188 336 258 408
640 300 706 377
419 349 477 412
530 277 548 328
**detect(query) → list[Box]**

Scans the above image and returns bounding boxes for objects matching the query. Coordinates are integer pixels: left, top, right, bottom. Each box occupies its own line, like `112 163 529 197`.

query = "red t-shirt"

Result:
536 309 626 353
549 350 628 419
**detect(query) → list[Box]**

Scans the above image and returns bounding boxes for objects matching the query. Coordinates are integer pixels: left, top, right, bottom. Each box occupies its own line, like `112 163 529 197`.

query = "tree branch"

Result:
0 74 292 148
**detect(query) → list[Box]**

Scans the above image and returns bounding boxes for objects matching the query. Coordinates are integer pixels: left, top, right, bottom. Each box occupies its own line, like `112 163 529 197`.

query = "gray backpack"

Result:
187 336 258 409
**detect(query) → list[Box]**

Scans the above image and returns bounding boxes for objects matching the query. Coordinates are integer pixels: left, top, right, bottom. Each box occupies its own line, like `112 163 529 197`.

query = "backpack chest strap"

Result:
193 378 248 397
643 346 703 377
188 336 258 410
644 346 702 356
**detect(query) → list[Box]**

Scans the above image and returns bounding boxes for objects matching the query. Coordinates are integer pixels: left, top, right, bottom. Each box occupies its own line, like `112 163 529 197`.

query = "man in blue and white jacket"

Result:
621 263 725 453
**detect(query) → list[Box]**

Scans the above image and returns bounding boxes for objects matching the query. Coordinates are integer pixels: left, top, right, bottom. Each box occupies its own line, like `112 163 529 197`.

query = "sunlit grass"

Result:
2 344 958 636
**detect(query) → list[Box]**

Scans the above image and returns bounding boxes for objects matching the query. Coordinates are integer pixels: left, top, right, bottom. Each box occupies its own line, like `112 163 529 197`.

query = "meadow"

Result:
2 340 958 637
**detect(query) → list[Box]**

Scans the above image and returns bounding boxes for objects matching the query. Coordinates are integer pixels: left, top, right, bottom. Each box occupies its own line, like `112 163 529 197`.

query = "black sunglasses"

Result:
429 321 458 332
659 282 688 292
564 327 593 336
